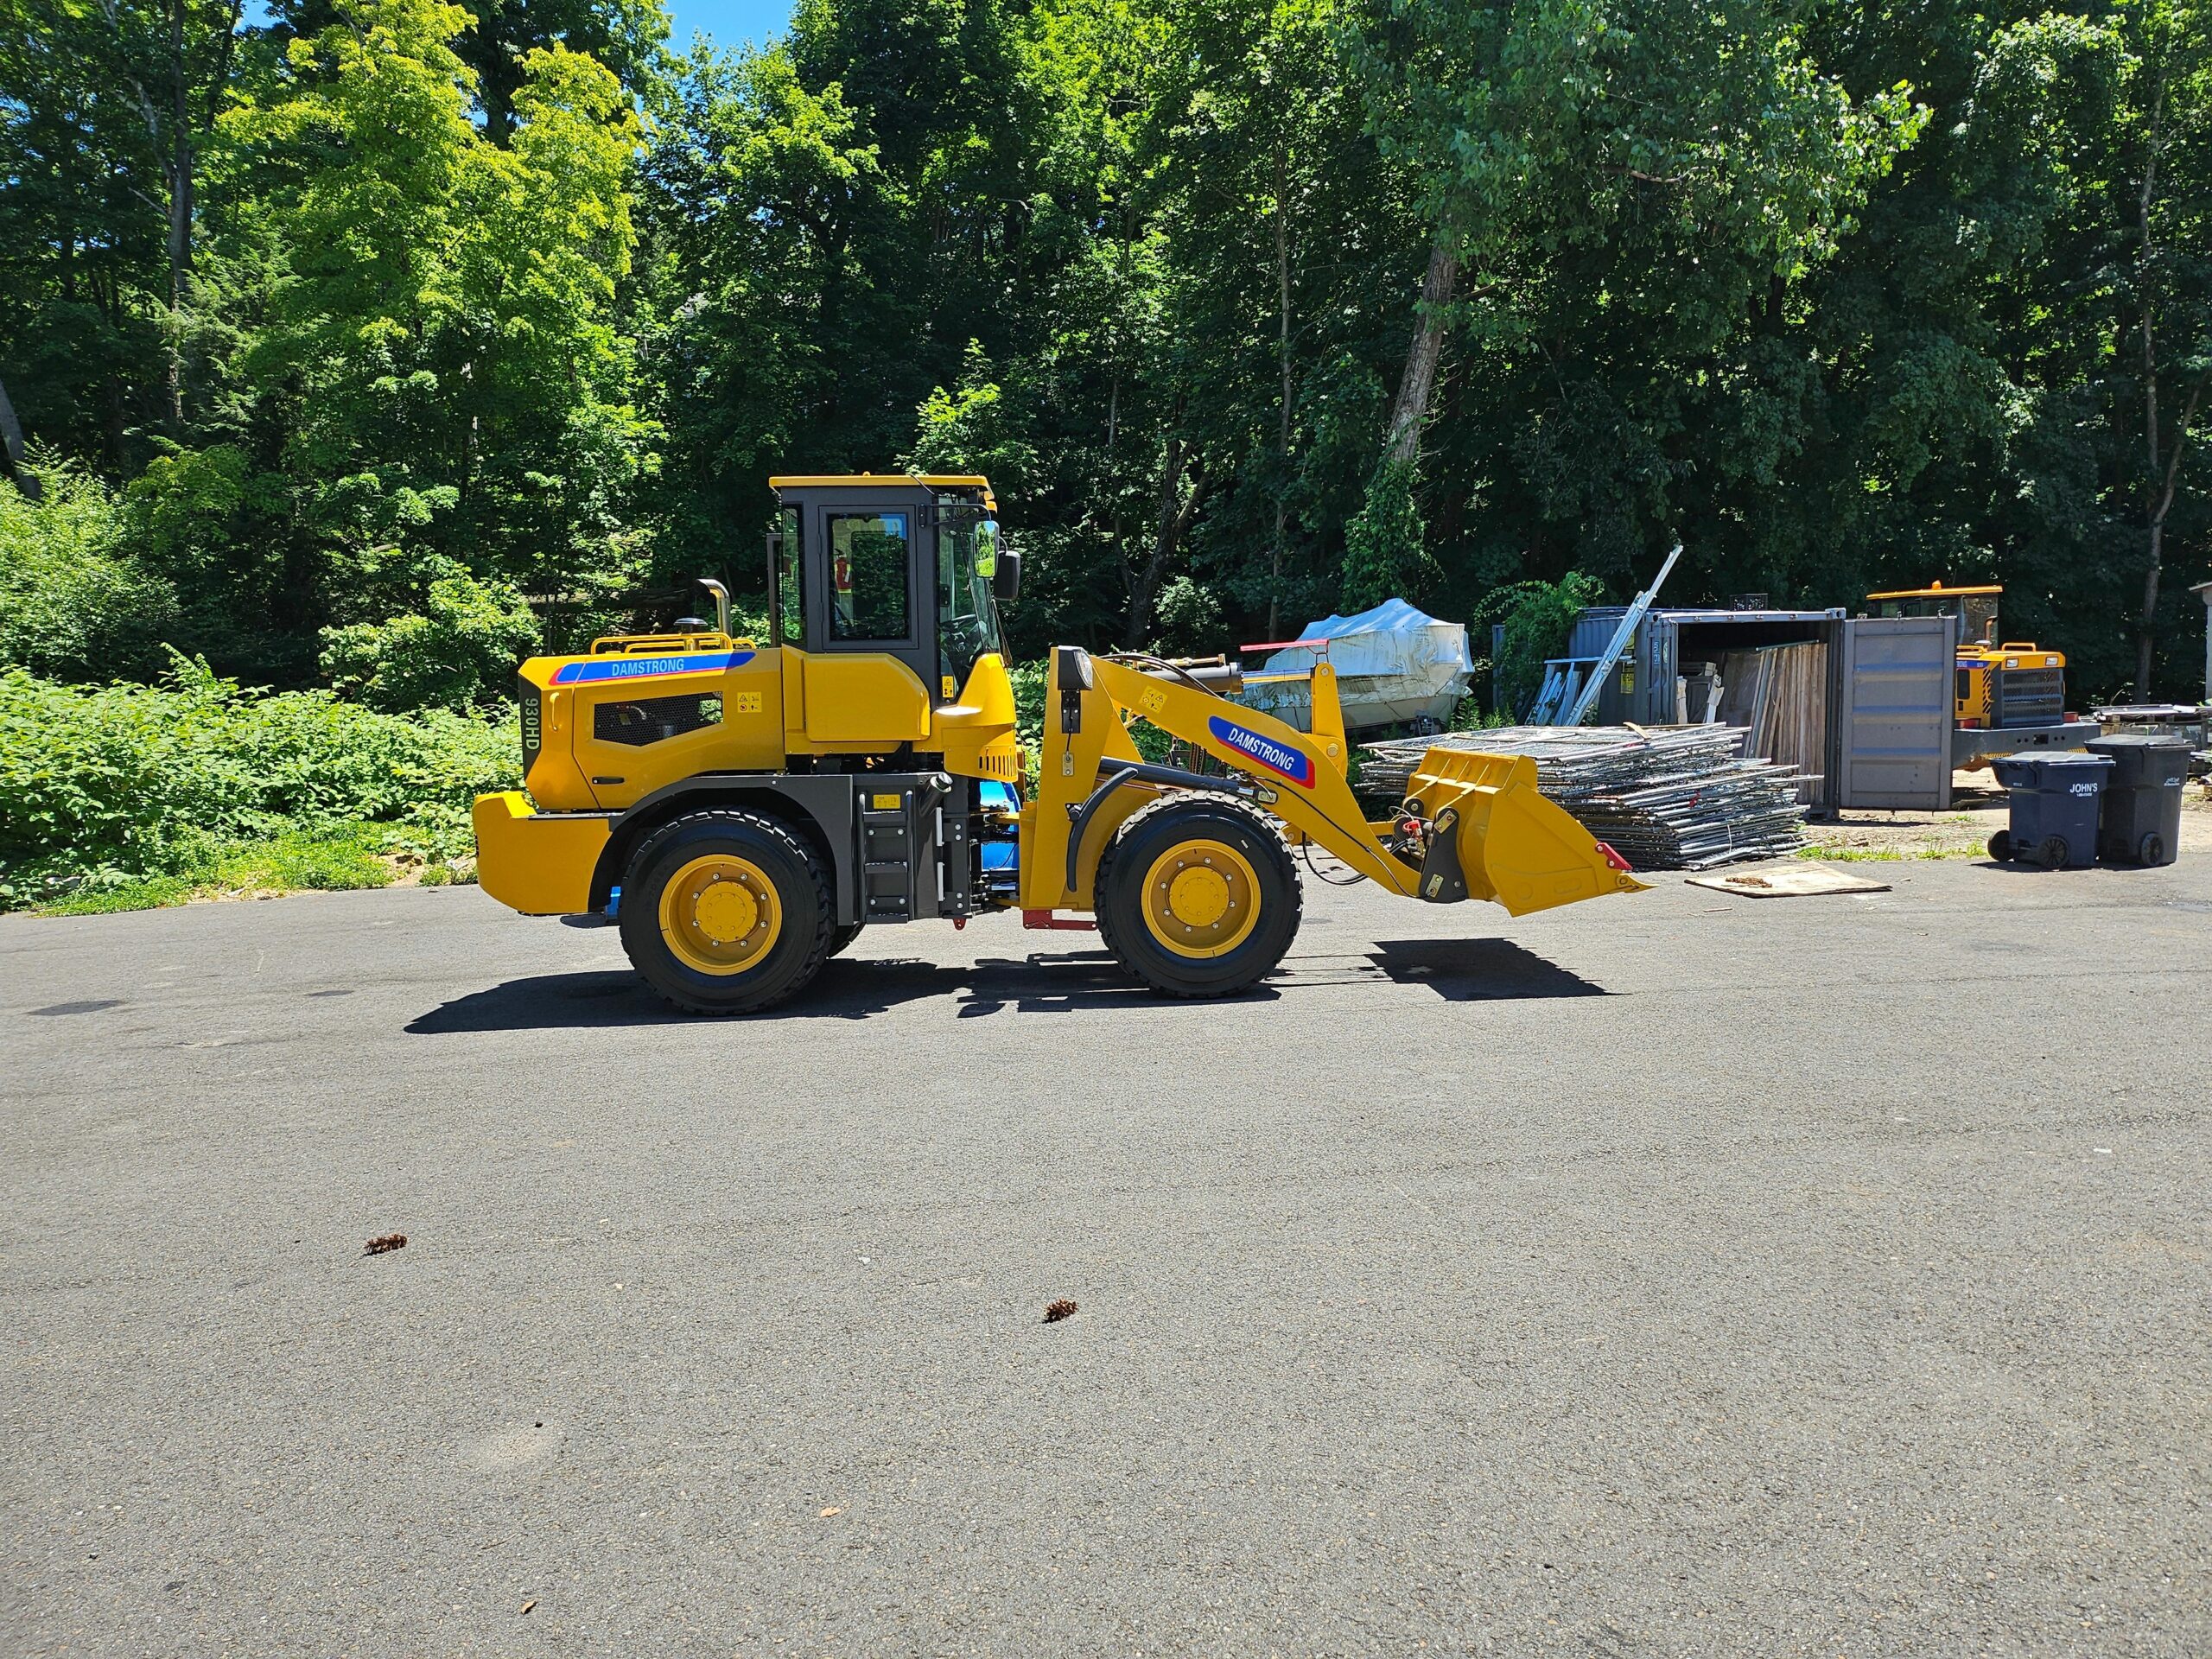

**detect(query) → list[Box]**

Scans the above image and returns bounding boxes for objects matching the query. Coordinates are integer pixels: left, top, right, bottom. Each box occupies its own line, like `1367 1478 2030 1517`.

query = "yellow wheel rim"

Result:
658 854 783 976
1141 838 1260 959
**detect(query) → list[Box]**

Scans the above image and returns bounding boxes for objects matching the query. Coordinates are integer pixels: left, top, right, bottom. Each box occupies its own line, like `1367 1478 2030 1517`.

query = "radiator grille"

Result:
1994 667 2063 728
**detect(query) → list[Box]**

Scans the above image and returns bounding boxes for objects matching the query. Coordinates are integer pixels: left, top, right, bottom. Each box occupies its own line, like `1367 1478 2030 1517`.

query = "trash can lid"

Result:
2087 733 2190 750
2000 750 2113 766
1993 750 2114 787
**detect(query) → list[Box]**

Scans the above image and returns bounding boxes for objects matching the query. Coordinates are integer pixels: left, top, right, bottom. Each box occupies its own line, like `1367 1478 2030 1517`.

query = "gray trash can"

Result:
2087 734 2189 866
1989 752 2113 868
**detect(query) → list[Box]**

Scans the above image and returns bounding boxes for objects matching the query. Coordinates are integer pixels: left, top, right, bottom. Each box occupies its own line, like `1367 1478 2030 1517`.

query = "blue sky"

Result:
662 0 791 51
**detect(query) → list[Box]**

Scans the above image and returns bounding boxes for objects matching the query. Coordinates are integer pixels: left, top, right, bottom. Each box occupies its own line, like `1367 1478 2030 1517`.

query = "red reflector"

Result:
1595 841 1633 872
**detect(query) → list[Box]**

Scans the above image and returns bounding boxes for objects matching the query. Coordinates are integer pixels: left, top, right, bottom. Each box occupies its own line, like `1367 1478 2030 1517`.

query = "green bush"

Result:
1475 572 1605 720
319 571 543 712
0 461 182 682
0 653 516 908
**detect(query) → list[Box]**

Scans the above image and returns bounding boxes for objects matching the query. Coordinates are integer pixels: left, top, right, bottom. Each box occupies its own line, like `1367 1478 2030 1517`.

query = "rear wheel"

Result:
2035 835 2070 870
619 810 831 1014
1987 830 2013 862
1095 795 1301 997
2139 831 2167 867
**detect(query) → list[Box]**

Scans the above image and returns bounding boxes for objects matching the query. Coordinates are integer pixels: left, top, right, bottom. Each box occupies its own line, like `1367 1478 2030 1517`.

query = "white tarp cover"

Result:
1261 598 1473 682
1243 598 1472 731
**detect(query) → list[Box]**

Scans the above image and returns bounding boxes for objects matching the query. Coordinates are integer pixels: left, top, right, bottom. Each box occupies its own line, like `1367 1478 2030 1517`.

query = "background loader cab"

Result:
1866 582 2067 732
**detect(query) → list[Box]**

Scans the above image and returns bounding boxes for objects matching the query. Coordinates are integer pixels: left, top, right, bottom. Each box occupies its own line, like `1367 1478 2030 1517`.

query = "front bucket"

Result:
1404 749 1649 917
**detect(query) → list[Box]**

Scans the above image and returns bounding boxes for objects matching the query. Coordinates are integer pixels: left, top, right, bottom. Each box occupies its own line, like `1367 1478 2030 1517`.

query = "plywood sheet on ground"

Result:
1687 863 1891 897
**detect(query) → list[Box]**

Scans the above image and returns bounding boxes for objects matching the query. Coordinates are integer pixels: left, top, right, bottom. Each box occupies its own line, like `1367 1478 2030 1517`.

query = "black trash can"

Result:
2087 734 2190 866
1989 752 2113 868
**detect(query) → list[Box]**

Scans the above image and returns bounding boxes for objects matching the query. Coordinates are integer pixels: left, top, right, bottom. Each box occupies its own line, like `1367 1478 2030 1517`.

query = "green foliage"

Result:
1477 571 1606 720
4 0 2211 743
35 822 405 915
223 0 655 614
0 655 514 907
1340 456 1428 613
0 463 181 681
320 573 543 712
904 344 1041 499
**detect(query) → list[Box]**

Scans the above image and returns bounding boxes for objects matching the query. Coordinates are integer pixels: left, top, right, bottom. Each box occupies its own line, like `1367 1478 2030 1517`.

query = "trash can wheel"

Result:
2139 831 2166 867
1986 830 2012 862
2035 835 2069 870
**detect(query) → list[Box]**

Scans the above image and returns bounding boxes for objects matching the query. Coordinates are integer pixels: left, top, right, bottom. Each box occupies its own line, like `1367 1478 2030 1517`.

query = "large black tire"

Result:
825 922 864 960
619 809 832 1014
1094 794 1301 998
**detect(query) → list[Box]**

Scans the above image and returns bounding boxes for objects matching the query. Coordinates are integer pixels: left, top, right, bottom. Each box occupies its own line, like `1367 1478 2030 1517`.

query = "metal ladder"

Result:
1530 543 1683 726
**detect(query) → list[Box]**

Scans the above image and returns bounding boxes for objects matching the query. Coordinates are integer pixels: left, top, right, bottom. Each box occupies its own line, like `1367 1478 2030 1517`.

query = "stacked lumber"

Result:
1716 642 1827 805
1357 723 1808 870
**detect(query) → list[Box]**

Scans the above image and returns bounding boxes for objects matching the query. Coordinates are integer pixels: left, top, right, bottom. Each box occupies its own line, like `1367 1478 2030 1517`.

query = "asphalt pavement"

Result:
3 856 2209 1656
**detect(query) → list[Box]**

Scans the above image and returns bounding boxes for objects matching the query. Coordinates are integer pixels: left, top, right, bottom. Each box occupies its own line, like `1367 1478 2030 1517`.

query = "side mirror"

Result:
994 547 1021 603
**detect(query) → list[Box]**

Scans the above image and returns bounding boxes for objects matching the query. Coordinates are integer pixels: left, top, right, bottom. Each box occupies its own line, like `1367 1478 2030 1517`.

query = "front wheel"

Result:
1094 795 1302 998
619 809 832 1014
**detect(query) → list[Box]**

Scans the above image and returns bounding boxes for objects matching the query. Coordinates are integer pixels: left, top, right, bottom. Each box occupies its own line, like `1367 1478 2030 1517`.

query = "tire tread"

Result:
1092 792 1302 997
620 808 833 1014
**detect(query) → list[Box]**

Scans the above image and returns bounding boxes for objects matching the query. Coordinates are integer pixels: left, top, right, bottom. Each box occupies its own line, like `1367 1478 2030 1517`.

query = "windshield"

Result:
937 508 1009 691
1872 592 2000 644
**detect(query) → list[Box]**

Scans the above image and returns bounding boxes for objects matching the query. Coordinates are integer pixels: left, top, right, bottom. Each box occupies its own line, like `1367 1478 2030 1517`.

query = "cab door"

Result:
791 486 934 747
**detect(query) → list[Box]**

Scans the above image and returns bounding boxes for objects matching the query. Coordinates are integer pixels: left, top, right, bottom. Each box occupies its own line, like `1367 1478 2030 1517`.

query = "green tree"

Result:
1350 0 1923 588
226 0 654 616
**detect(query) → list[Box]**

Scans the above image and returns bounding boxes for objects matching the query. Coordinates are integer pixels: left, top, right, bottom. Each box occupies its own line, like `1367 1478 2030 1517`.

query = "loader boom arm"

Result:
1088 655 1421 893
1021 646 1646 918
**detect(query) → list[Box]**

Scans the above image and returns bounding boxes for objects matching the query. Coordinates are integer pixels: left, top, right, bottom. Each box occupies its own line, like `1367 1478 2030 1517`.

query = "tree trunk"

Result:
162 0 193 432
2140 374 2202 695
1269 146 1294 641
0 373 41 500
1126 429 1204 645
2133 73 2169 696
1382 236 1459 472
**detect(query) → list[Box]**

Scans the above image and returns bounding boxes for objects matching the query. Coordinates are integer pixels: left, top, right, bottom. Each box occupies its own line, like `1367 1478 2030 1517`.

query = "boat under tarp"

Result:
1237 598 1472 734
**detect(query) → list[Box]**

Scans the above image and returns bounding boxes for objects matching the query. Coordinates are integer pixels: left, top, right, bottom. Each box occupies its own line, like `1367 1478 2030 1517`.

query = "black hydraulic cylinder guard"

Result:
1416 807 1470 903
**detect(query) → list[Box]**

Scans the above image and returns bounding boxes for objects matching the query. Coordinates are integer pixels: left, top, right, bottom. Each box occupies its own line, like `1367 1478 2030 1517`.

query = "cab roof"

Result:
770 472 995 507
1866 583 2002 600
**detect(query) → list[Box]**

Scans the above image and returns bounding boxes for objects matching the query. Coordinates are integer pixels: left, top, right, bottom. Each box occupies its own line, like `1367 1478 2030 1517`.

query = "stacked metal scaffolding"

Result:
1358 724 1808 870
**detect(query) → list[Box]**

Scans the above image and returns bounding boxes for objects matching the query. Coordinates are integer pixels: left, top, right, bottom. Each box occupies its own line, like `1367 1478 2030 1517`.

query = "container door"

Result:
1836 615 1955 810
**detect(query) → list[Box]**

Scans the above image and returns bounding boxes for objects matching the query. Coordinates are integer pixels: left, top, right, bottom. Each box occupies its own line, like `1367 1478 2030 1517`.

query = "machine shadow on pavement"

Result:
406 936 1604 1033
1365 938 1611 1001
407 949 1242 1030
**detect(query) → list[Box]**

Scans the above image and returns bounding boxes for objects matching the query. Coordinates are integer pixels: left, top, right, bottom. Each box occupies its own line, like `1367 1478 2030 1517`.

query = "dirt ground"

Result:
1808 768 2212 857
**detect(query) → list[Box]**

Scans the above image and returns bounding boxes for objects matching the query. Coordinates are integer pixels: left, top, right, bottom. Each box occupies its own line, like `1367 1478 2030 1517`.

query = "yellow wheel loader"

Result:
473 474 1646 1014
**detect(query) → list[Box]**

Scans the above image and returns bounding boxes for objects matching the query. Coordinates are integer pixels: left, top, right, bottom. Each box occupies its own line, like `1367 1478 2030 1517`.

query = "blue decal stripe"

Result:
1206 715 1315 786
552 650 753 685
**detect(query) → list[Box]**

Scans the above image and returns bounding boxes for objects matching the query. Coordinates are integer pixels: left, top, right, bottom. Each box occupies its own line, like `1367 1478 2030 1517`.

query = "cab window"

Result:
937 511 1007 690
828 512 911 641
775 507 803 645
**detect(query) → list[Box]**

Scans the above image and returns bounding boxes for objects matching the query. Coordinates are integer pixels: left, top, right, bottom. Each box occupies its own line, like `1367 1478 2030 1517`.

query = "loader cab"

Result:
768 475 1016 707
1867 582 2001 646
